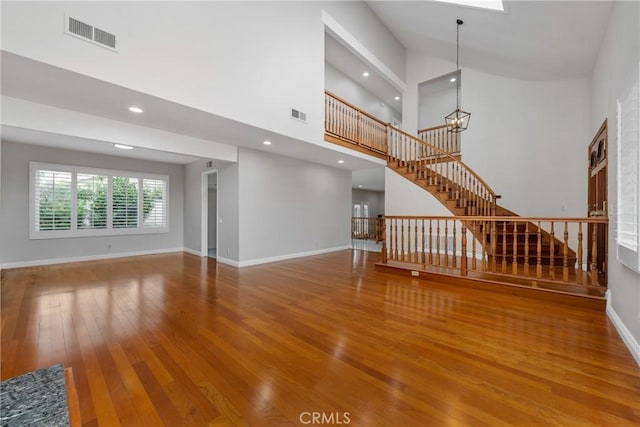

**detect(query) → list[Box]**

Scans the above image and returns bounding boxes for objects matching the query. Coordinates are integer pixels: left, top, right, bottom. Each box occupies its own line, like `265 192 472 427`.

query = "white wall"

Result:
0 141 184 266
208 188 217 250
183 160 238 262
238 148 351 263
352 189 385 217
590 0 640 363
385 167 452 217
325 63 401 124
419 85 456 130
404 52 590 219
2 96 238 162
322 2 406 82
1 2 405 151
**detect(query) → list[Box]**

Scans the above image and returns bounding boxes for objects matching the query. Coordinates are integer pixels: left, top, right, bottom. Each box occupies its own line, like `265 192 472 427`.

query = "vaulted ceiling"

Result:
367 0 612 81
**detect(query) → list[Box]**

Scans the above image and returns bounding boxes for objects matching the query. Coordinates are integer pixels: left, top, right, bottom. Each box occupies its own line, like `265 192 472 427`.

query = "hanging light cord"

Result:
456 20 461 111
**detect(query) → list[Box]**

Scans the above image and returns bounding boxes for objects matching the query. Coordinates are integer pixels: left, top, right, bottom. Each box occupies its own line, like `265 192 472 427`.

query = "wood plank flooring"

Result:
1 250 639 426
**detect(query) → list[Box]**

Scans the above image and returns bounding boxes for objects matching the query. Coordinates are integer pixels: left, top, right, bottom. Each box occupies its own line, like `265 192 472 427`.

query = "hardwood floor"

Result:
1 250 639 426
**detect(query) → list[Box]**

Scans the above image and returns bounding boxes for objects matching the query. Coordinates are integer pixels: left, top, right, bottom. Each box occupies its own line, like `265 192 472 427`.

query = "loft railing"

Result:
387 126 498 215
352 217 383 242
324 91 498 216
381 215 608 288
418 124 460 155
324 90 387 154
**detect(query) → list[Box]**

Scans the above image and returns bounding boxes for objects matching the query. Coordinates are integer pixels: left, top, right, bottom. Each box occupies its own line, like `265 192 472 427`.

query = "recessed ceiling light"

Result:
363 72 369 77
263 140 272 145
114 143 134 150
128 106 144 113
433 0 504 12
450 77 457 82
395 96 400 100
338 160 345 164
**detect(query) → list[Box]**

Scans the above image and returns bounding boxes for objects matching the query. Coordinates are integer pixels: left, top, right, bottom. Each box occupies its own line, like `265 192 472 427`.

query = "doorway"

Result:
352 202 370 239
201 170 218 258
587 119 607 283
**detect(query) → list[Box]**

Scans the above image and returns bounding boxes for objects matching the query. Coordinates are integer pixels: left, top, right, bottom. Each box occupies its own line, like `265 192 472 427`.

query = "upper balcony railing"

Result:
325 91 499 215
418 125 460 156
324 90 387 155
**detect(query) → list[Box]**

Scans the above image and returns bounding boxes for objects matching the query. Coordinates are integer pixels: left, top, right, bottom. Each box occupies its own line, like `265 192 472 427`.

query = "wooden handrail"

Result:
380 215 608 288
325 90 388 127
383 215 608 223
352 216 383 242
417 124 449 134
325 91 498 216
417 124 460 155
388 124 498 200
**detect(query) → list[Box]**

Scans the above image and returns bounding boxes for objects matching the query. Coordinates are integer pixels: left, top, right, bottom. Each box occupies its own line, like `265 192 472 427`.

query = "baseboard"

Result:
606 290 640 366
216 257 240 267
235 245 351 268
182 247 201 257
0 247 186 270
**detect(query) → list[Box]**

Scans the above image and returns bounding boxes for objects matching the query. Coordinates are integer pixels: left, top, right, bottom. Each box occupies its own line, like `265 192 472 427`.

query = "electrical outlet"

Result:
411 271 420 277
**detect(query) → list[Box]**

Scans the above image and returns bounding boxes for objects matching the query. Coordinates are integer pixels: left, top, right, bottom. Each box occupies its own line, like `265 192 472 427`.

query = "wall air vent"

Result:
290 108 307 123
64 15 117 52
93 27 117 49
68 17 93 40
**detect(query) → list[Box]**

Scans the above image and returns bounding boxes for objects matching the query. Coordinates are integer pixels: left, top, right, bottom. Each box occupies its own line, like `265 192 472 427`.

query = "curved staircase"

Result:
386 126 576 269
324 91 606 302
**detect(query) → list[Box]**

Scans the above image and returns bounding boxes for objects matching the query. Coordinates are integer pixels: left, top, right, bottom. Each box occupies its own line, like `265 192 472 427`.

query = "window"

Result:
112 176 139 229
30 162 169 239
617 73 640 272
143 179 168 229
76 173 107 230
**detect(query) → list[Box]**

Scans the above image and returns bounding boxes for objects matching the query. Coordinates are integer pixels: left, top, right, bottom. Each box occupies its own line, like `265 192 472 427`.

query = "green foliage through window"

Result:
33 164 168 236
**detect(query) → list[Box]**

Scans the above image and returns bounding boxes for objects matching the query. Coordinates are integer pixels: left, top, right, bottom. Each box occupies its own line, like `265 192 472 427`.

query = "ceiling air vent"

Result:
64 15 117 52
290 108 307 123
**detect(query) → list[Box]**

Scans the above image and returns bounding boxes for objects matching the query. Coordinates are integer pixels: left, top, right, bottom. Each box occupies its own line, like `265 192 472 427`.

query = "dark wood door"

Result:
587 120 608 284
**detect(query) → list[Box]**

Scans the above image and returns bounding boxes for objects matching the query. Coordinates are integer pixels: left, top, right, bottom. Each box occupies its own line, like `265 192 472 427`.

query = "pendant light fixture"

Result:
445 19 470 133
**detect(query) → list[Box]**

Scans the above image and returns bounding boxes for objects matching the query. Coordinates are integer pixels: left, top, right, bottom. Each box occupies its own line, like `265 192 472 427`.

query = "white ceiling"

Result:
352 167 385 192
418 70 459 98
0 52 383 172
325 33 403 110
1 126 201 164
367 0 613 81
1 1 613 193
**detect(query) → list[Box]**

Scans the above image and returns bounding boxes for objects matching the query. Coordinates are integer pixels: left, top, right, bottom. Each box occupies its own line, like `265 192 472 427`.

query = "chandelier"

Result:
445 19 470 133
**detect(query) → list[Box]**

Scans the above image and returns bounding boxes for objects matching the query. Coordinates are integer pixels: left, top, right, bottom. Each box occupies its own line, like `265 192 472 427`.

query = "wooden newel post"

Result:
461 223 468 276
381 217 387 263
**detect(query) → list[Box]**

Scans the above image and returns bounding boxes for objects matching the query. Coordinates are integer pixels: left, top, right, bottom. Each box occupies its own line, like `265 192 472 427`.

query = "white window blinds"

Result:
77 173 107 230
112 176 139 229
34 169 72 231
143 179 167 228
30 162 169 239
617 76 640 272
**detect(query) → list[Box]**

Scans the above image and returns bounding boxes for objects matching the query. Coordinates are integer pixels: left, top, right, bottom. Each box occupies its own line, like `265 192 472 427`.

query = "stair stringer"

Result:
386 161 577 267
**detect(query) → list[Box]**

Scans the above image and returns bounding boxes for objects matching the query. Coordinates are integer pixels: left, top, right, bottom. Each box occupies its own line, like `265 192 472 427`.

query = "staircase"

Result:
386 126 576 269
325 91 607 301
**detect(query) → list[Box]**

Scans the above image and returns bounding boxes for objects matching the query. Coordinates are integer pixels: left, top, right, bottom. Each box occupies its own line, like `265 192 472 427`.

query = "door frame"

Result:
201 169 218 257
587 119 608 284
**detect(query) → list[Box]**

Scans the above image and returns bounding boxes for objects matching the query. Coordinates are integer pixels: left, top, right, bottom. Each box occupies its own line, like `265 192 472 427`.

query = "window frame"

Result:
30 162 169 239
616 68 640 273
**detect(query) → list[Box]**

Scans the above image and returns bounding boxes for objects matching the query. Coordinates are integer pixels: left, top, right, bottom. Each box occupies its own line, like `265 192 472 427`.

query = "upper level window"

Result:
30 162 169 239
616 74 640 272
